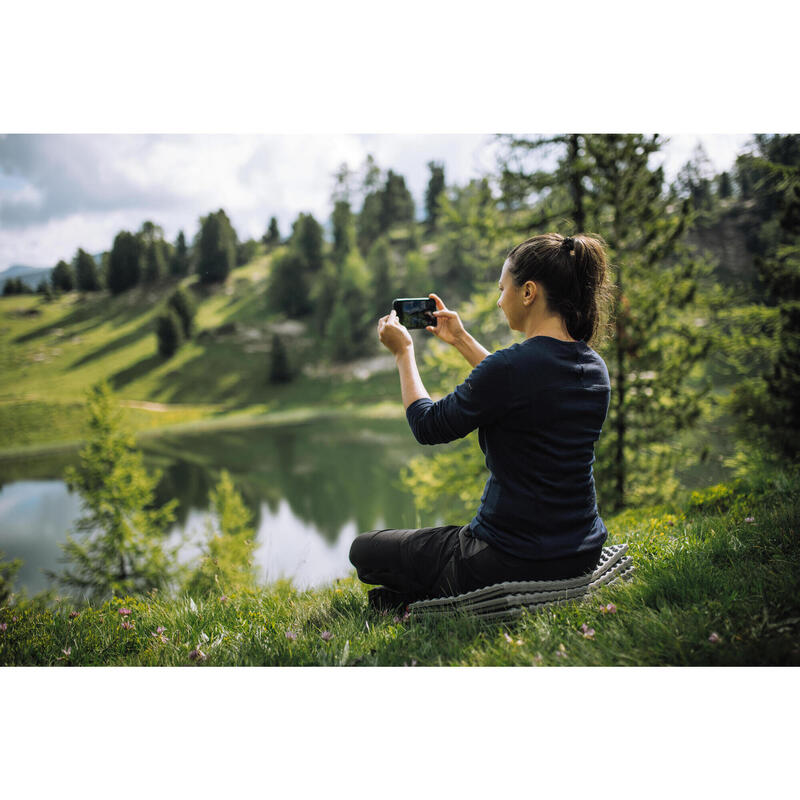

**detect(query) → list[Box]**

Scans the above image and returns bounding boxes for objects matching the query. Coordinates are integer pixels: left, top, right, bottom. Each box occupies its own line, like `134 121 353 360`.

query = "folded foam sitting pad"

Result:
408 543 634 622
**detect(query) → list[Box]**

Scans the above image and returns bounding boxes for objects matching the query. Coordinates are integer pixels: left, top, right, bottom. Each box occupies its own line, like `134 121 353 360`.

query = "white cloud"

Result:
0 133 754 272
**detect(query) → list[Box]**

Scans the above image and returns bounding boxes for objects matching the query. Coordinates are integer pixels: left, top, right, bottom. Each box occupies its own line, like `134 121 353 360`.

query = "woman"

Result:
349 232 614 611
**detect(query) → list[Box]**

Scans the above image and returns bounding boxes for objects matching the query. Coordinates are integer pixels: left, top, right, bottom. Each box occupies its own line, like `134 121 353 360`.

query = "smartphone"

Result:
392 297 436 329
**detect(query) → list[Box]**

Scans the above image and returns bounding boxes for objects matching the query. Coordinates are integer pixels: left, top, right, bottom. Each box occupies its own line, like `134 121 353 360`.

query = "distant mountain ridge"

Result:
0 265 53 290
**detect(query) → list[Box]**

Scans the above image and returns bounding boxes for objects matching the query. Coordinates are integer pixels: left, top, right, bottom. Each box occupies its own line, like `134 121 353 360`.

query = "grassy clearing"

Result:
3 464 798 666
0 251 415 453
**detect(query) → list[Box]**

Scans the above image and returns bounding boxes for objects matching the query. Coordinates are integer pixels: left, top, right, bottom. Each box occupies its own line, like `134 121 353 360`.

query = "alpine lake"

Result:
0 416 455 597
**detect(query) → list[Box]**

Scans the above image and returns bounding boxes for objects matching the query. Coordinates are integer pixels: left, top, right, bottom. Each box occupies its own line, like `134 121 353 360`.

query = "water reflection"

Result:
0 417 442 596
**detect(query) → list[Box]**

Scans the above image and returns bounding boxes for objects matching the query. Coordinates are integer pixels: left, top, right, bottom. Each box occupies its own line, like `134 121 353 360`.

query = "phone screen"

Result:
392 298 436 329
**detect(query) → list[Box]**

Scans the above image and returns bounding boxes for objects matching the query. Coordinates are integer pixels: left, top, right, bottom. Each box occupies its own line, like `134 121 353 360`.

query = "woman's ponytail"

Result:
506 232 614 347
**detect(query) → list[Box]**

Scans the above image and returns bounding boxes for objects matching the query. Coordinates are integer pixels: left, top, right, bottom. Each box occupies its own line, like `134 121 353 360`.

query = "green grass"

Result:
0 250 416 453
3 464 798 666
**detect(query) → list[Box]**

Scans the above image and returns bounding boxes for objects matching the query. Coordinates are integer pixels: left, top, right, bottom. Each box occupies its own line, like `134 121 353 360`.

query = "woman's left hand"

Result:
378 309 413 356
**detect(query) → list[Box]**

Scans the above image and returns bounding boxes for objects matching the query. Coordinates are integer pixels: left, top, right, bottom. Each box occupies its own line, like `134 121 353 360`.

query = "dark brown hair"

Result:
506 232 614 347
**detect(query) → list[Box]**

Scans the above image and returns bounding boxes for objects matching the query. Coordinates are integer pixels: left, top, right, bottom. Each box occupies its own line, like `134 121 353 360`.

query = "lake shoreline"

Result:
0 400 406 462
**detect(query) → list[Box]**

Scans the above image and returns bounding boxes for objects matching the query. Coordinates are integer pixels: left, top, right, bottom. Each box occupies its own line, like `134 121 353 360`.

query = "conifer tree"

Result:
269 333 292 383
74 248 102 291
51 259 75 292
197 209 237 285
263 216 281 248
167 287 197 338
108 231 143 294
425 161 446 230
171 230 190 276
323 208 372 362
47 381 179 600
380 170 415 232
267 212 323 319
184 470 258 597
156 309 185 357
730 135 800 459
433 178 507 302
368 236 395 315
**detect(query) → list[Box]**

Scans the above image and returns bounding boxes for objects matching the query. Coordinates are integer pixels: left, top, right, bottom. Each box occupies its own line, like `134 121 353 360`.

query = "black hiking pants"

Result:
349 524 603 603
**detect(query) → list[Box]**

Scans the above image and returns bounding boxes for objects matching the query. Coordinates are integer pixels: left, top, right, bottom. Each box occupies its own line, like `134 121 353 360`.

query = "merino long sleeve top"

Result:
405 336 611 560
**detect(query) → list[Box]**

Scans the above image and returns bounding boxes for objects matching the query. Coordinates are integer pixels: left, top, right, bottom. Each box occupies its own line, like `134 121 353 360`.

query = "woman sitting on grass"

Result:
349 232 615 611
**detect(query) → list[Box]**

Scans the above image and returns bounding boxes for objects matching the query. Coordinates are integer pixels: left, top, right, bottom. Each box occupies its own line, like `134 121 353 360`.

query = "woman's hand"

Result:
378 309 413 356
426 293 467 346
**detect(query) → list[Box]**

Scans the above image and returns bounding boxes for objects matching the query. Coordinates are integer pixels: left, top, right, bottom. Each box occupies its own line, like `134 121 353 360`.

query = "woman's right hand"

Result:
426 293 467 346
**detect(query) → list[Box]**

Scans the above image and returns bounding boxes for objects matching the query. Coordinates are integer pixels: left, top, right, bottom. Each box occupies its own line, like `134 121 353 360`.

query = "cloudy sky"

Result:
0 133 753 272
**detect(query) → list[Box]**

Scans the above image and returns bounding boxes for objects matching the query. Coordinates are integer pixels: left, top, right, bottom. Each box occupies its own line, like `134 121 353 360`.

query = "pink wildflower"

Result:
68 611 79 619
554 643 567 658
0 623 7 632
220 595 229 604
320 631 333 642
580 623 596 639
189 649 207 661
708 632 721 644
118 608 132 616
156 626 166 634
121 620 134 630
62 647 71 657
504 632 513 644
600 603 617 614
285 631 297 641
744 517 755 523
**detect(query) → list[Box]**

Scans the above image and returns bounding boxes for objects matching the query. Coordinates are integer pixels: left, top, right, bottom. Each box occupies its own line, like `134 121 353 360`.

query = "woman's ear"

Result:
523 280 537 306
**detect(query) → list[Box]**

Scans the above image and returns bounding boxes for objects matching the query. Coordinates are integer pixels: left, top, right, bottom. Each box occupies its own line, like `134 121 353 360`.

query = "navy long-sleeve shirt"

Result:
406 336 611 560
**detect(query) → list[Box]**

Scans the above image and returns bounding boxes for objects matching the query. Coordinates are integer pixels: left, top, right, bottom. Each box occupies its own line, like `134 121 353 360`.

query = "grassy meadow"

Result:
0 247 413 455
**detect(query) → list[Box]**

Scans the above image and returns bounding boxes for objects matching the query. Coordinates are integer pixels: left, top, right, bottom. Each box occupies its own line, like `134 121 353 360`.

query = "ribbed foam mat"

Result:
408 543 634 620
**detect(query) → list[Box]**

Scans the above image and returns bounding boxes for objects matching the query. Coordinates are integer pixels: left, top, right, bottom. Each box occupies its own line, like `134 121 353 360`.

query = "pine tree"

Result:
263 216 281 248
167 287 197 338
267 250 312 318
51 260 75 292
171 230 190 276
156 309 185 357
425 161 446 230
582 134 714 509
379 170 415 231
184 470 258 597
358 190 384 254
236 238 259 266
74 248 102 291
291 212 324 273
143 240 168 283
197 209 237 284
108 231 143 294
269 333 292 383
368 236 395 315
46 381 179 600
267 213 323 319
433 178 507 302
324 210 372 362
730 135 800 459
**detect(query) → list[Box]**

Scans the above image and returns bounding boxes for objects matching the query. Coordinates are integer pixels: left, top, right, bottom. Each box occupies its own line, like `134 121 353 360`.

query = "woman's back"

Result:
407 335 610 560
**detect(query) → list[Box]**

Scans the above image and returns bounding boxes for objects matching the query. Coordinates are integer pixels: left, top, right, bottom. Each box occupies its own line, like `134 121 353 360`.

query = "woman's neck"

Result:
523 314 576 342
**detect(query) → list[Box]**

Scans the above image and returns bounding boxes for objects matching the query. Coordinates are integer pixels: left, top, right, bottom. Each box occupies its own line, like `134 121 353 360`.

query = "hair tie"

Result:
562 236 575 252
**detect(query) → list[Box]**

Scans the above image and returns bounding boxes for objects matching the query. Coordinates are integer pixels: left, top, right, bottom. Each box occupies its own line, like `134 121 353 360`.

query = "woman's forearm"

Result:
395 347 430 410
454 331 490 368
